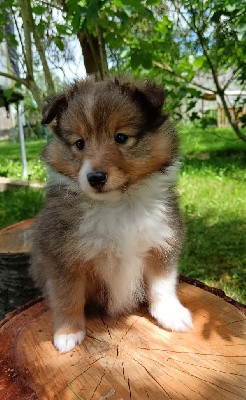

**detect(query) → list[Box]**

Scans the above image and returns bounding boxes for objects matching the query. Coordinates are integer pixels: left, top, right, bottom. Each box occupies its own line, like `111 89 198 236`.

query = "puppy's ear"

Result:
118 79 165 111
139 82 165 109
42 93 68 124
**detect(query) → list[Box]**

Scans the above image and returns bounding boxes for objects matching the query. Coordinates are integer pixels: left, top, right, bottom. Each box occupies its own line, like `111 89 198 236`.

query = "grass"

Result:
0 125 245 302
0 139 46 181
177 124 246 302
0 188 44 228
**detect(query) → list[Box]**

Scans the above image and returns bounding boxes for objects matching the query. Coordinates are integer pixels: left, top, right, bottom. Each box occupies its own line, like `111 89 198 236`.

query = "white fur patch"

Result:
148 271 193 332
101 253 145 315
76 167 179 314
76 169 177 260
151 300 193 332
78 159 122 201
53 331 86 353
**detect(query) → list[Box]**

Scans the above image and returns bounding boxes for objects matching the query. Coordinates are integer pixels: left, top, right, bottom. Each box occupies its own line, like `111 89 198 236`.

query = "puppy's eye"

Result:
75 139 85 150
115 133 128 144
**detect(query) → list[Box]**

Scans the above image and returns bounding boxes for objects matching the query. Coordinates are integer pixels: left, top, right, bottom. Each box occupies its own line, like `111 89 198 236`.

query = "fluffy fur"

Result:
30 76 193 353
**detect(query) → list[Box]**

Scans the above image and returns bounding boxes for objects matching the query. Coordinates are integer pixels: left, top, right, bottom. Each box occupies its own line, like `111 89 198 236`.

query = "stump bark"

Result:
0 220 245 400
0 220 40 317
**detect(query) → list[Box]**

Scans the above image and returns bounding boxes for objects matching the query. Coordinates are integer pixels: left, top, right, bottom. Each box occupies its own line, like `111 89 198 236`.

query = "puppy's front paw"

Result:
53 331 86 353
150 300 193 332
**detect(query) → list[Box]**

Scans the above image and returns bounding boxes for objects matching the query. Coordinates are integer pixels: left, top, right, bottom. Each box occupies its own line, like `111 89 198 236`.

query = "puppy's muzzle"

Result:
87 171 107 188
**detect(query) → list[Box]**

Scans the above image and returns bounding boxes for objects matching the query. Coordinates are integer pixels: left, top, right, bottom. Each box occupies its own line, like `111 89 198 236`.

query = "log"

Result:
0 220 245 399
0 283 245 400
0 219 34 254
0 220 39 318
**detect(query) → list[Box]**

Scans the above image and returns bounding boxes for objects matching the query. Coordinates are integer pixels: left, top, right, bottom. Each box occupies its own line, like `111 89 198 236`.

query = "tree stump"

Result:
0 220 245 399
0 220 40 318
0 282 245 400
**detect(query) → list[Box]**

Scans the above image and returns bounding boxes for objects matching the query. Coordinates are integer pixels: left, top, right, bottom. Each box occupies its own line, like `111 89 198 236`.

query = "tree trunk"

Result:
217 88 246 142
18 0 44 110
78 30 108 80
18 0 34 78
27 79 43 110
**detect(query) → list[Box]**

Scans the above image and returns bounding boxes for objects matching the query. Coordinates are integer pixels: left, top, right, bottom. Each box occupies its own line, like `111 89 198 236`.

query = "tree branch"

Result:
39 0 63 11
223 66 242 92
153 61 217 94
0 71 27 86
19 0 34 78
11 6 28 75
27 1 55 94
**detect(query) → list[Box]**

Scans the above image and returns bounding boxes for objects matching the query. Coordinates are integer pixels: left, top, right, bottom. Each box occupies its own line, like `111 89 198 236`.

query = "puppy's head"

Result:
42 77 178 201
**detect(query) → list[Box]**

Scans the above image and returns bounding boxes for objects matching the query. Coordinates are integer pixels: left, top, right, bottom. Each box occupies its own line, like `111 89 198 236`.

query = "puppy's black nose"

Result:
87 171 107 188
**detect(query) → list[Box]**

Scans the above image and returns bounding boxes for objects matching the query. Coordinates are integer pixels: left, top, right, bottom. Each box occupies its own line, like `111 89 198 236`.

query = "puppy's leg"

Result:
47 273 86 353
145 250 193 332
105 254 144 316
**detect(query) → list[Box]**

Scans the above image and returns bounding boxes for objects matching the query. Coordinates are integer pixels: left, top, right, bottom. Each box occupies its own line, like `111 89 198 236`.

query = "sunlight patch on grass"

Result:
178 158 246 302
0 140 47 181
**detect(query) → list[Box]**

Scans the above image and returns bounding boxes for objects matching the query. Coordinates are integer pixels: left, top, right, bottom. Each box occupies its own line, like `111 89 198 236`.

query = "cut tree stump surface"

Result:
0 219 33 254
0 283 245 400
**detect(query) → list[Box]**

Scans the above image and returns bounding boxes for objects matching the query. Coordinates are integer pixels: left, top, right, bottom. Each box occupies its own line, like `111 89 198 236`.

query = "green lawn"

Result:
0 125 245 302
0 139 46 182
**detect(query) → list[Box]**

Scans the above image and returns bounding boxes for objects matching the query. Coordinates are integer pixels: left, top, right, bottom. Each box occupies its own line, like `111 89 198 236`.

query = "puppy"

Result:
30 76 193 353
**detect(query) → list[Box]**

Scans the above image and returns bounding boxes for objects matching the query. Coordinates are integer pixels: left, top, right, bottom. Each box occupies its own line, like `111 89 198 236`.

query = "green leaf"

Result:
141 53 152 69
54 37 64 51
56 23 67 35
193 56 206 69
211 11 222 23
130 51 141 69
7 33 18 47
37 21 46 36
113 0 124 7
225 4 236 12
146 0 160 4
0 0 13 10
32 5 46 15
186 100 197 111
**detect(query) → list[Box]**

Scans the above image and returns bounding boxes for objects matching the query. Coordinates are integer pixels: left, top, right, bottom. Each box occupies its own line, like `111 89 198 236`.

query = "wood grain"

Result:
0 283 245 400
0 219 33 254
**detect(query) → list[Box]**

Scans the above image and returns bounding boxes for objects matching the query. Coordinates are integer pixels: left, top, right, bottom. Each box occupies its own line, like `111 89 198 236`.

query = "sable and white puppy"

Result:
30 77 193 353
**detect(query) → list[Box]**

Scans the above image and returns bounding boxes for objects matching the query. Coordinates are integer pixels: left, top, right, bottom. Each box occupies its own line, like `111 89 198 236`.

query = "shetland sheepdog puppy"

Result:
30 77 193 353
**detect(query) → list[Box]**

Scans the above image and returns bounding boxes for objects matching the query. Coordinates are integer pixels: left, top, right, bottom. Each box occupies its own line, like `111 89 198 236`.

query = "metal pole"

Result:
17 100 27 180
9 104 17 143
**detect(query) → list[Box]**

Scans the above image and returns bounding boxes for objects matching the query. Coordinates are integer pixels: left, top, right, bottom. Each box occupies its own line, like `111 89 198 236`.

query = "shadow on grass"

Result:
182 148 246 176
180 212 246 302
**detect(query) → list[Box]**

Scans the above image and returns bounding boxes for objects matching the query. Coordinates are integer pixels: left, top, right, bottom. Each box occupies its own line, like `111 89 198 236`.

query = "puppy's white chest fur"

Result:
76 172 176 314
78 172 174 260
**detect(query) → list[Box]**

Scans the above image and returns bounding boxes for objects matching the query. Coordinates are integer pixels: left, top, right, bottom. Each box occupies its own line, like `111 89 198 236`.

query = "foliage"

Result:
0 0 78 109
0 0 245 135
63 0 245 134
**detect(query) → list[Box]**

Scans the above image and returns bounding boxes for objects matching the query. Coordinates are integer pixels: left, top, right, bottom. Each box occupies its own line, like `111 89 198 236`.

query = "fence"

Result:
217 106 246 127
